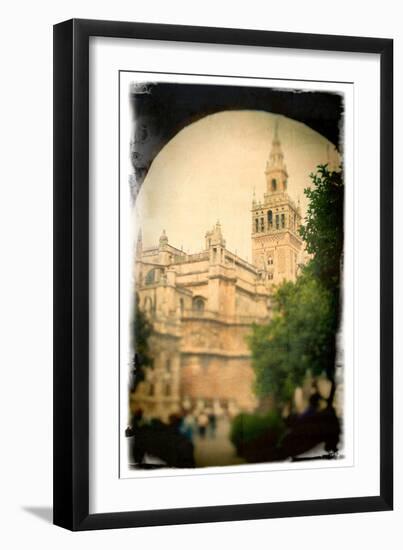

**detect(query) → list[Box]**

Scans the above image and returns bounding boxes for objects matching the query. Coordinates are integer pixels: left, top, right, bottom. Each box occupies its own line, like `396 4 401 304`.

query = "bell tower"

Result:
252 121 303 284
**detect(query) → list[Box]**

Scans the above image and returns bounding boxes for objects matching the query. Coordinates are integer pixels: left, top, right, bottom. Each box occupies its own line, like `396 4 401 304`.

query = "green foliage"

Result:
299 164 344 296
249 164 344 408
230 411 285 450
130 294 153 391
249 274 333 404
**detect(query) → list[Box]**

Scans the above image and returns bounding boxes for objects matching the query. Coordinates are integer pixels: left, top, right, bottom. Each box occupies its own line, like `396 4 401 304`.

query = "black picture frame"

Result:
53 18 393 531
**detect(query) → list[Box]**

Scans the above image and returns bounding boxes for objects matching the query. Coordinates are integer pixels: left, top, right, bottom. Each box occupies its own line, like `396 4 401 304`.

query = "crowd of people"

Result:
179 408 218 440
126 390 341 469
126 406 220 469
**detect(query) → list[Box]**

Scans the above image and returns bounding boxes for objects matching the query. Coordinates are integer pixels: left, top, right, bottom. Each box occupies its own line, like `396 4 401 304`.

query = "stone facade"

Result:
131 127 305 420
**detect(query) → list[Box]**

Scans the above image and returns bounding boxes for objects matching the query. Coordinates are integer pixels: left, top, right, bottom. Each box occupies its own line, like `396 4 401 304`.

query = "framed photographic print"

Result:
53 19 393 530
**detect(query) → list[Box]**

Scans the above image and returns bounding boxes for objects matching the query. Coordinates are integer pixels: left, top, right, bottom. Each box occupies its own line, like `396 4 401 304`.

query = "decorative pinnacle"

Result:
159 229 168 245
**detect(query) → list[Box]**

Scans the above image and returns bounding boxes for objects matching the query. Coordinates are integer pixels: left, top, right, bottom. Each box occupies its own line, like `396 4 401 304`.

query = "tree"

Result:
249 164 344 409
129 294 153 392
299 164 344 298
299 164 344 397
249 273 333 408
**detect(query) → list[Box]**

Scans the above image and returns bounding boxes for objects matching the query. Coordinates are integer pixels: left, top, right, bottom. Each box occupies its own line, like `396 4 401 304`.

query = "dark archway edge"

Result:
129 80 344 184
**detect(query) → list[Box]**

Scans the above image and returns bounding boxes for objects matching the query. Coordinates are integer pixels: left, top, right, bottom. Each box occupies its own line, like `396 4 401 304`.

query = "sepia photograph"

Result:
50 15 392 532
122 75 346 471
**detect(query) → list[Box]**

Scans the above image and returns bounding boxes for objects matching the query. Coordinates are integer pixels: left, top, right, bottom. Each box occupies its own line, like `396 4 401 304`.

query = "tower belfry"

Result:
251 121 303 284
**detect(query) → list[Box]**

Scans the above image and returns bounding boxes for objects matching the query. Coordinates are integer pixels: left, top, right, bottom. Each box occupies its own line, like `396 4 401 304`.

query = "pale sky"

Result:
134 110 339 262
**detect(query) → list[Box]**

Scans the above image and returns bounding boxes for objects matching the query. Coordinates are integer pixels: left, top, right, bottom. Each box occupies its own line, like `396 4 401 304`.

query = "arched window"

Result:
179 298 184 314
268 272 274 280
271 178 277 191
145 268 156 285
268 256 273 266
275 214 280 229
267 210 273 228
260 218 264 231
192 296 205 312
255 218 259 232
281 213 286 228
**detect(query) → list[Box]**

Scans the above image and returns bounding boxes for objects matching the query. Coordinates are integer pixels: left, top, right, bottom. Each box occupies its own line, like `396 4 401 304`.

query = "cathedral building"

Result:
131 126 305 420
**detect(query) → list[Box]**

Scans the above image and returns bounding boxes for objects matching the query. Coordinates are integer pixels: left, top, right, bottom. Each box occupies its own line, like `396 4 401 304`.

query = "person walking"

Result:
207 410 217 438
197 410 209 438
180 411 195 441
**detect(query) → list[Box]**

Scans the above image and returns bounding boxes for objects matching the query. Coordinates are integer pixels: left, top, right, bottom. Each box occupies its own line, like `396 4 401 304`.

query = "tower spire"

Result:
265 119 288 193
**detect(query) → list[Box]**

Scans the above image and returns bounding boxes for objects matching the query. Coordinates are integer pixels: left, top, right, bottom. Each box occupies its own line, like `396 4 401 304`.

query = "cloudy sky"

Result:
134 110 339 262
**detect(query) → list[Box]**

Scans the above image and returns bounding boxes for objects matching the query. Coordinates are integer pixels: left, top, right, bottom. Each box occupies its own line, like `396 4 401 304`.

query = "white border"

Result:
119 71 354 480
89 36 380 514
